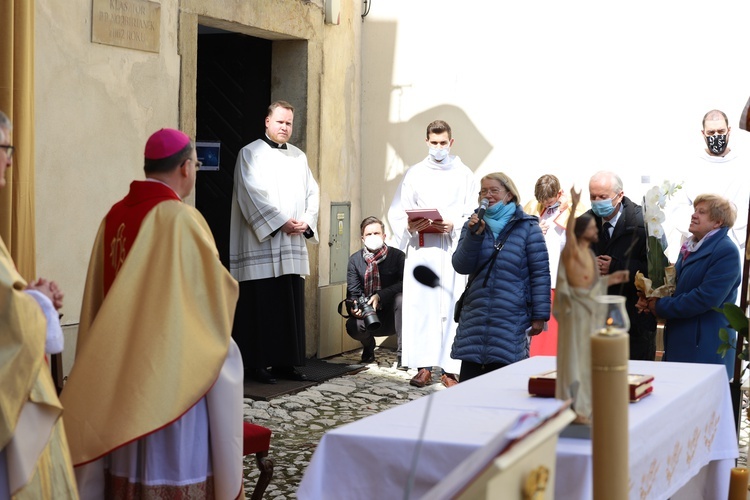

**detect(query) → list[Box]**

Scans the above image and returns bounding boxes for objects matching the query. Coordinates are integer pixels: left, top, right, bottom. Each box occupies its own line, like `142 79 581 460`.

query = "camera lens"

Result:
359 297 381 331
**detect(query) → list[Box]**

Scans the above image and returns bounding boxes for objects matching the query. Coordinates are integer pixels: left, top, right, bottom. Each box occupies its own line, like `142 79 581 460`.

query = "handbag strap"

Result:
467 218 520 289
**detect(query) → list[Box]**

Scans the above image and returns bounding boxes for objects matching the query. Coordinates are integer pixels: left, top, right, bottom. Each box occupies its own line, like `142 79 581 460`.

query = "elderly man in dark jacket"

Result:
587 170 656 360
346 216 405 364
451 172 551 382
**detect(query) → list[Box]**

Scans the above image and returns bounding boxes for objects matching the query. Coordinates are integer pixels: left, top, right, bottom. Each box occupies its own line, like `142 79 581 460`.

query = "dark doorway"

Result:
195 28 272 267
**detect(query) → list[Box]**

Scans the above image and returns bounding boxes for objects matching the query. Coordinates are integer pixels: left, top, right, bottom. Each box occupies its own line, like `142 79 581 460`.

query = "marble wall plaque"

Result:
92 0 160 53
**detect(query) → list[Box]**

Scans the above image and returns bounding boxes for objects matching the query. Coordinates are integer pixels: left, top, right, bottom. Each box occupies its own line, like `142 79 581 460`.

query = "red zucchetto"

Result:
144 128 191 160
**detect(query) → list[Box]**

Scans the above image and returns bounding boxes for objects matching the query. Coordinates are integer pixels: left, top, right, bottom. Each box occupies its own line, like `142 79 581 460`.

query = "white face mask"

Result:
363 235 384 251
429 147 449 162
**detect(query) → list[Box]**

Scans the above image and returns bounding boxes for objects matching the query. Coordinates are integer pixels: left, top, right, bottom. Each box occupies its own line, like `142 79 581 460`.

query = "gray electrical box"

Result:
329 202 351 283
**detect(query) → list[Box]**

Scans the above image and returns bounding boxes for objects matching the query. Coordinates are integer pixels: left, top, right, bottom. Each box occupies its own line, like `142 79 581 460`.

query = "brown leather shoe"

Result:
410 368 432 388
441 373 459 388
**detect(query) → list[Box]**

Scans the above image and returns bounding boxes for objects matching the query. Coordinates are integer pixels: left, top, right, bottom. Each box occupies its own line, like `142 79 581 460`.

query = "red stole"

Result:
103 181 180 294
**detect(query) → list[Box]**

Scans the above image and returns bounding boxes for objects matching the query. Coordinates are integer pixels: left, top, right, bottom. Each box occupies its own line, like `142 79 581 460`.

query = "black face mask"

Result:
705 134 728 155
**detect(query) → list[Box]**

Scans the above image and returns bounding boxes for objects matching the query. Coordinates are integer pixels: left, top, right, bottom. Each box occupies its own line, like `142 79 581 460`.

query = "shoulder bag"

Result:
453 219 519 323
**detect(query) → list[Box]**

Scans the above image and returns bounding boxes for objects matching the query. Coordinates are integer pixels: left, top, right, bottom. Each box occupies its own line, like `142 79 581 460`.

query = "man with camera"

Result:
345 216 405 364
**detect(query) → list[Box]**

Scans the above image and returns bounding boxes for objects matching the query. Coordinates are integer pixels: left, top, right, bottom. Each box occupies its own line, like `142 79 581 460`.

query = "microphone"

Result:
413 265 440 288
470 198 489 234
406 264 453 499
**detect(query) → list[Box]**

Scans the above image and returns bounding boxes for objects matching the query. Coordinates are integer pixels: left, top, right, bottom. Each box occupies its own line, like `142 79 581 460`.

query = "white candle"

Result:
591 329 629 500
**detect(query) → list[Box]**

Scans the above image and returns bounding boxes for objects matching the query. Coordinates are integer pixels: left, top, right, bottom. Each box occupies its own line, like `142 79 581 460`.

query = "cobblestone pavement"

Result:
241 347 750 498
241 347 442 498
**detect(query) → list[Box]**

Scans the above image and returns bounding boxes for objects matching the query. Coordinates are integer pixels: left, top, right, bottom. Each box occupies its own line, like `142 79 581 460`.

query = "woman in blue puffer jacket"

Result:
451 172 551 382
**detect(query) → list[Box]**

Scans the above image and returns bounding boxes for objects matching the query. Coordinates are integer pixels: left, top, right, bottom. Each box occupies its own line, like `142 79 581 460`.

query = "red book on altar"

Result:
528 370 654 403
406 208 444 234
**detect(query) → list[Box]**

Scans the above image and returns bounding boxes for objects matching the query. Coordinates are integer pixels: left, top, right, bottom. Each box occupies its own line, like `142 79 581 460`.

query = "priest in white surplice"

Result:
229 100 320 384
388 120 478 388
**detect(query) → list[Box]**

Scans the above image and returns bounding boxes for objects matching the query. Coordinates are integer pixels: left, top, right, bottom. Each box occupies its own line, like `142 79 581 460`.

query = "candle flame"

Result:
606 317 614 326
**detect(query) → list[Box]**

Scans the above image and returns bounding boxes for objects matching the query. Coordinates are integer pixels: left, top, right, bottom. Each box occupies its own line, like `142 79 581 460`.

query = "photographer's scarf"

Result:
363 245 389 296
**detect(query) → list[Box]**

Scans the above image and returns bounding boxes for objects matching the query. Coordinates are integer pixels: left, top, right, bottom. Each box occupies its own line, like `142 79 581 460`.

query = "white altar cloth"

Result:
298 356 738 499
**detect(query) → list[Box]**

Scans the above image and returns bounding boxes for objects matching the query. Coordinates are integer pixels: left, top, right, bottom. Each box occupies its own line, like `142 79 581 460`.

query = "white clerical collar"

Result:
263 134 288 150
144 178 181 200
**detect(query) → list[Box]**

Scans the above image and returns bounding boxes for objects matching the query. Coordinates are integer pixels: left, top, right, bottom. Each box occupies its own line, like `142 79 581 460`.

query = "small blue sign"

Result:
196 141 220 171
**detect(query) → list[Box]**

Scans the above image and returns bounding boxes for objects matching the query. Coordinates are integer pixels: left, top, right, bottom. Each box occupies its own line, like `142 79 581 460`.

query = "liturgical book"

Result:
528 370 654 403
406 208 444 234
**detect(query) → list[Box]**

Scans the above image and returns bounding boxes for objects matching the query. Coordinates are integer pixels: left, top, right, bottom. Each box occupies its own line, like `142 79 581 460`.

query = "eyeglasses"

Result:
190 158 203 170
0 145 14 159
479 187 507 196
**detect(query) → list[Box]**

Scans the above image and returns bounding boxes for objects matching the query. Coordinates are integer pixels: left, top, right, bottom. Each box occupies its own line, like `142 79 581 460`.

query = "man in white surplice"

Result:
388 120 478 388
229 100 319 384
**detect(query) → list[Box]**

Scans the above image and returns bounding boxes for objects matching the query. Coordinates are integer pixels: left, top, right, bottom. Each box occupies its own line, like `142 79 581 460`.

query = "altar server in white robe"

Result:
388 120 478 388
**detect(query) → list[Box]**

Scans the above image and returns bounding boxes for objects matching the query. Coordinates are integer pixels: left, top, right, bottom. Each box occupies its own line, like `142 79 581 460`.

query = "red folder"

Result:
528 370 654 403
406 208 444 234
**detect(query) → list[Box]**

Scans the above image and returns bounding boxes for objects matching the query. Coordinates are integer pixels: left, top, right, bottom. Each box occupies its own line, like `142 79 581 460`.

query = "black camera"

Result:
353 296 381 331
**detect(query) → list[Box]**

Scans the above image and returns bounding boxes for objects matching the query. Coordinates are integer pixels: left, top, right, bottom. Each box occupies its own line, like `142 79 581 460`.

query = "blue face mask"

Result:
429 147 449 162
591 198 616 218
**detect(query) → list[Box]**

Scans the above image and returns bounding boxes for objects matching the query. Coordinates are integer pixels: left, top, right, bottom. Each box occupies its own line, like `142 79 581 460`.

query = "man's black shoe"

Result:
396 355 408 371
251 367 277 384
273 367 309 381
361 345 376 364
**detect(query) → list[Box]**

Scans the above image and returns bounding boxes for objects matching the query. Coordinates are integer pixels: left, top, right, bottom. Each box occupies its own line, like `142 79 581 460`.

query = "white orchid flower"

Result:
660 180 683 198
643 180 679 291
648 224 664 238
645 186 666 209
645 208 665 226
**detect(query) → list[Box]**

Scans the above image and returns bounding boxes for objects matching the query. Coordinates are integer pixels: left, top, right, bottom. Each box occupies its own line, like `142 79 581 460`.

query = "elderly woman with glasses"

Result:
637 194 741 380
451 172 551 382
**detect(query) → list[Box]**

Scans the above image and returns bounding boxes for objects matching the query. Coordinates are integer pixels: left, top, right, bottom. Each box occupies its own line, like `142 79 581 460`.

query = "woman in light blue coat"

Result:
638 194 741 380
451 172 550 382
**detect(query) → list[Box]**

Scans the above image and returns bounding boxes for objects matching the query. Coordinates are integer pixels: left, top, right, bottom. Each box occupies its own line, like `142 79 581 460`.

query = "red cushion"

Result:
243 421 272 455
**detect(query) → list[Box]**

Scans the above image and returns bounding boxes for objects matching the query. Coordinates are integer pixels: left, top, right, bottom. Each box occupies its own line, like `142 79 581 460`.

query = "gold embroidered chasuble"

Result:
0 238 78 498
60 187 240 495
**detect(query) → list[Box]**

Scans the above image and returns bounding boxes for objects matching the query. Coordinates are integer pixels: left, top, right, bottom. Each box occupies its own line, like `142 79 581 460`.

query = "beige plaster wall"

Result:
361 1 750 239
34 0 362 357
35 0 182 328
316 0 363 282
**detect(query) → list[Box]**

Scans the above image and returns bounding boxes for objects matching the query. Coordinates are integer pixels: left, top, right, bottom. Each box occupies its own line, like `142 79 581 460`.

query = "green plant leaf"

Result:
718 328 729 343
713 303 749 332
